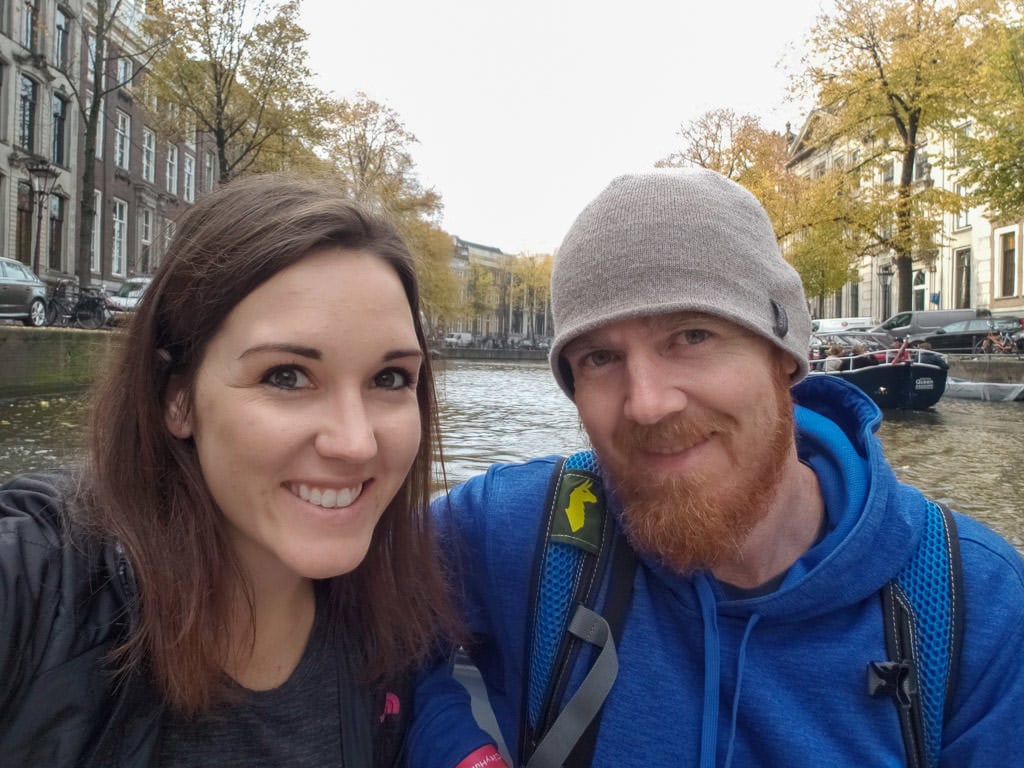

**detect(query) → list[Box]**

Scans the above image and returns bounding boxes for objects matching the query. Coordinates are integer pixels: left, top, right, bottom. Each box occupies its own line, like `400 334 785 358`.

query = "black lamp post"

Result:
26 160 59 277
877 261 894 321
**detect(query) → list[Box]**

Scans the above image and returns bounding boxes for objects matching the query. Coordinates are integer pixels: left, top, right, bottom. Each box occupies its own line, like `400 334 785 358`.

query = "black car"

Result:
910 316 1024 354
0 256 48 327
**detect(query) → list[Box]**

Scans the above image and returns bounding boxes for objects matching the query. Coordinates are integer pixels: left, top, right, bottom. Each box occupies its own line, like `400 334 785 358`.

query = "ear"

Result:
164 375 193 439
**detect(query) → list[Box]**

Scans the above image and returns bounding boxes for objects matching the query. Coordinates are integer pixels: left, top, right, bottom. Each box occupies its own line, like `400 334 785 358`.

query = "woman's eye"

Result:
375 367 414 390
262 366 311 390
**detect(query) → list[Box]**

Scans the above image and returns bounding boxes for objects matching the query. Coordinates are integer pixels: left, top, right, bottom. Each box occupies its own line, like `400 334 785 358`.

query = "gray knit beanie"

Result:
549 168 811 398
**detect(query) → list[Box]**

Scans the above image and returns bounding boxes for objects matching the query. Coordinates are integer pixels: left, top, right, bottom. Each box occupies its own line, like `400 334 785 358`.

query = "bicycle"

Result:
45 280 109 330
972 327 1016 355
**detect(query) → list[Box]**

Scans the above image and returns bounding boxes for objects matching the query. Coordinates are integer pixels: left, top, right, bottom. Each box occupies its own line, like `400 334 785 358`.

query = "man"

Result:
409 169 1024 767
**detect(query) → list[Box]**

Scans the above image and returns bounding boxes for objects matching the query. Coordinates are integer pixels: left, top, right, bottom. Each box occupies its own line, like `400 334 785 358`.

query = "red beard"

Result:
605 377 795 575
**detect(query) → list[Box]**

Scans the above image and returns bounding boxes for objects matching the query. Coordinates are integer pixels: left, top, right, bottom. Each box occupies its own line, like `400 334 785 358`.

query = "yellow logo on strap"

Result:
565 479 596 533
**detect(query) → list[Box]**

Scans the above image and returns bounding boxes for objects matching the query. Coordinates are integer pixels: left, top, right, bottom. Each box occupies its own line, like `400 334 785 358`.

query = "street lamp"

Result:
877 261 894 321
26 160 59 277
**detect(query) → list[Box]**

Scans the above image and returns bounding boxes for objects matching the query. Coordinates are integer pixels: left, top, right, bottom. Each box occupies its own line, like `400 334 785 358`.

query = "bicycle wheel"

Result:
46 300 68 326
74 300 106 330
972 338 987 355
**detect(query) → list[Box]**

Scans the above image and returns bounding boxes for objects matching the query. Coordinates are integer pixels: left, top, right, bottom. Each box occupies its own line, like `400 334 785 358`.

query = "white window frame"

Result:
111 198 127 276
183 153 195 203
994 225 1019 298
139 207 153 245
116 56 132 86
166 144 178 195
91 189 102 272
115 109 130 169
142 127 155 182
204 151 215 192
954 183 970 230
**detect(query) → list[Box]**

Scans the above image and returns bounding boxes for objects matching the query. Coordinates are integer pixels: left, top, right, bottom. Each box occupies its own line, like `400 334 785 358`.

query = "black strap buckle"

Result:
866 660 916 708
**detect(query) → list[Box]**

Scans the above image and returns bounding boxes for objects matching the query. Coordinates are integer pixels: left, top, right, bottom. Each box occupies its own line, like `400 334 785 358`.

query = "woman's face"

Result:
165 248 423 585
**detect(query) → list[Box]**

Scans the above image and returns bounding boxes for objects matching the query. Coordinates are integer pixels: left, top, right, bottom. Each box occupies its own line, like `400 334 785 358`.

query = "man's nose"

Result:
622 354 688 425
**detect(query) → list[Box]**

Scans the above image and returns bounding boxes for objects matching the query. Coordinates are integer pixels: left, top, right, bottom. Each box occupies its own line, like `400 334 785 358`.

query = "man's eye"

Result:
679 329 712 345
262 366 310 390
375 367 414 390
581 349 615 368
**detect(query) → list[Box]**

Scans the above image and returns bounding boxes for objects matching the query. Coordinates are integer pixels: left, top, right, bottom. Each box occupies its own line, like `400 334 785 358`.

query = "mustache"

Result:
612 412 730 454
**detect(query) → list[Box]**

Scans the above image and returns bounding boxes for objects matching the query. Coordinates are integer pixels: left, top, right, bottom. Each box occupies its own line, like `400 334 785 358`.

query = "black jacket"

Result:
0 473 409 767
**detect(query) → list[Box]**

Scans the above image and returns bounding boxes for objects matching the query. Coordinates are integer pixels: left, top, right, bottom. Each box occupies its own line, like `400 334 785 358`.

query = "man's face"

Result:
563 312 797 574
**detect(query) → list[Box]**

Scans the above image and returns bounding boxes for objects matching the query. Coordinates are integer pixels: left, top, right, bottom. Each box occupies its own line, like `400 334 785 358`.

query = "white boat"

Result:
944 377 1024 402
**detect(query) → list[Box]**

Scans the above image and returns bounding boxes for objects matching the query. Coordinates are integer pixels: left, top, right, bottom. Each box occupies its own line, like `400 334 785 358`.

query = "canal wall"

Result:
0 327 119 399
2 327 1023 399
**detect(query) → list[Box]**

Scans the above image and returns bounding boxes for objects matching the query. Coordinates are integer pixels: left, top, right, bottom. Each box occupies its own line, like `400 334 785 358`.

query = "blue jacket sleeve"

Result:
940 515 1024 765
405 458 560 768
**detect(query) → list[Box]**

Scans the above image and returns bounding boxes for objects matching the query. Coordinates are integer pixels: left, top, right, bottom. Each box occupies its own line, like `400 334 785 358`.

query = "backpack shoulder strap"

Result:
868 499 964 768
519 451 634 768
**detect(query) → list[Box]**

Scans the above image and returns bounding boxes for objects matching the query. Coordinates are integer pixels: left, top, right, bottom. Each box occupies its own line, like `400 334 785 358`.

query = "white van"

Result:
444 332 473 348
811 317 874 334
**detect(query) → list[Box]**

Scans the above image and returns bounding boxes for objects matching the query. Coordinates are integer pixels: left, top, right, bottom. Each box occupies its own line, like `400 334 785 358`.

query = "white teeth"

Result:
292 483 362 509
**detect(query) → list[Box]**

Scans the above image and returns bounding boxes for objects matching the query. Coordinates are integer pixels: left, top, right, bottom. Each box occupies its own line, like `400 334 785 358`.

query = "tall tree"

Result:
954 7 1024 220
320 93 441 220
144 0 322 182
796 0 995 311
658 109 863 305
71 0 167 287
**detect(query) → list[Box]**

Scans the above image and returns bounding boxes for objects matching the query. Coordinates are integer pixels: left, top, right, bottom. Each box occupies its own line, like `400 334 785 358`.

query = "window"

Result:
142 127 155 182
115 110 130 169
849 149 861 189
997 228 1017 298
48 195 64 270
954 247 971 309
954 183 970 230
913 270 926 311
91 189 101 272
850 282 860 316
53 7 69 69
183 154 195 202
18 75 37 150
162 218 176 262
116 56 132 86
913 150 930 183
16 182 33 265
204 151 215 192
881 160 895 184
51 94 67 165
954 123 971 166
166 144 178 195
21 0 37 50
813 161 826 179
138 207 153 272
112 198 127 275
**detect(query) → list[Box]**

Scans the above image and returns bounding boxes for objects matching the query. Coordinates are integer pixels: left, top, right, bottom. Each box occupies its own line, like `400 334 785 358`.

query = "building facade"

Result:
1 0 215 293
787 112 1024 324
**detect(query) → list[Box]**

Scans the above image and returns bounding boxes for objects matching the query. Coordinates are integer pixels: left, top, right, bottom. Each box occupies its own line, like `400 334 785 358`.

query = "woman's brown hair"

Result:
82 174 457 715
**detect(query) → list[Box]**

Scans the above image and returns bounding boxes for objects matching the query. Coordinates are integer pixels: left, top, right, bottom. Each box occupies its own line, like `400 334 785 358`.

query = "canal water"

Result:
2 360 1022 550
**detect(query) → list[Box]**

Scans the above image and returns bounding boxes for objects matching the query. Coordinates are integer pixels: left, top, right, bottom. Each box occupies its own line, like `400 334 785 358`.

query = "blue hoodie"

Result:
409 376 1024 767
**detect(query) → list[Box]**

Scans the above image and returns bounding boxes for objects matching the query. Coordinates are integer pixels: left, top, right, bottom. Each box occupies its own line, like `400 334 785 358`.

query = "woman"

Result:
0 175 457 766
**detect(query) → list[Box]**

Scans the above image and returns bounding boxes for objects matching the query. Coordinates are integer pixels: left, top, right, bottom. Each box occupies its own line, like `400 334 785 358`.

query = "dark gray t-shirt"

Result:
156 595 343 767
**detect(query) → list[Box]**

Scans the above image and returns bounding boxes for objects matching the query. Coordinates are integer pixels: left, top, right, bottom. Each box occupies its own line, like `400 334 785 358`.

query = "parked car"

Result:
105 276 152 325
909 316 1024 353
443 331 473 348
870 308 989 342
0 256 48 327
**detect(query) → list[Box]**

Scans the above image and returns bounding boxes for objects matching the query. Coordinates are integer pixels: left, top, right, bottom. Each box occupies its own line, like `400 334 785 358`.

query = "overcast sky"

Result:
300 0 828 254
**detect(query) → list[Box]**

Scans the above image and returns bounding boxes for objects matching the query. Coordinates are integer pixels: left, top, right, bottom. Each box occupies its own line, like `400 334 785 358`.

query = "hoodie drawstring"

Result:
723 613 760 768
696 576 720 768
696 575 762 768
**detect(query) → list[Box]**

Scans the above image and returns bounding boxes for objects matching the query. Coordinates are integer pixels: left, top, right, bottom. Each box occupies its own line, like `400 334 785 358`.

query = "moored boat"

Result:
944 377 1024 402
808 340 948 410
